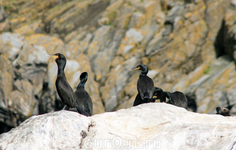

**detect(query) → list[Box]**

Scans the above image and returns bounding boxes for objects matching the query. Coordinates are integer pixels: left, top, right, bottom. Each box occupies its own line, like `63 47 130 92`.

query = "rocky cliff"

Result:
0 103 236 150
1 0 236 132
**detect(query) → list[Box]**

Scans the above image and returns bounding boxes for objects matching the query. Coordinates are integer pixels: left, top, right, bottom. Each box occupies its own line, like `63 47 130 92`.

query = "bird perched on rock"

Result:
216 107 230 116
132 64 155 106
152 87 166 103
74 72 93 116
52 53 89 116
164 91 188 109
133 93 143 106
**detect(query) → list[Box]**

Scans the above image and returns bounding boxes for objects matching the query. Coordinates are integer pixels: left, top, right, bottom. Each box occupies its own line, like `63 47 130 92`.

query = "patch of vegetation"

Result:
54 5 60 10
108 11 116 20
204 66 211 74
108 11 116 26
3 3 16 13
108 20 113 26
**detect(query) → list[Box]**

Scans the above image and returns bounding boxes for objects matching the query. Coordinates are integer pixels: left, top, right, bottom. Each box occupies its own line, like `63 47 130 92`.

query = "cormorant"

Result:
164 91 188 109
74 72 93 116
152 87 166 102
132 64 155 106
52 53 89 116
216 107 230 116
133 93 146 106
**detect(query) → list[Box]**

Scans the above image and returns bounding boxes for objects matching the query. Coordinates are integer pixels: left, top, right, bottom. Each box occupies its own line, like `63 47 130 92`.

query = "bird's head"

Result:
132 64 148 75
216 107 230 116
80 72 88 81
51 53 66 69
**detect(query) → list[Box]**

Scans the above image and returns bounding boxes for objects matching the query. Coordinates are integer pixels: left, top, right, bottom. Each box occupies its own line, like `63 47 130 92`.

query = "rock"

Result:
0 54 13 102
0 110 91 149
101 57 138 111
1 103 236 150
1 0 236 133
0 5 7 22
126 28 143 43
114 3 134 29
165 5 184 24
0 33 24 60
46 0 109 37
14 21 45 36
0 20 11 33
9 79 36 117
174 55 236 114
101 0 124 26
88 26 124 84
12 43 48 96
128 12 144 28
23 34 65 54
232 0 236 6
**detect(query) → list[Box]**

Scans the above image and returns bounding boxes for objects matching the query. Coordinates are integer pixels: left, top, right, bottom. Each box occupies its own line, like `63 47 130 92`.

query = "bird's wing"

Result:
56 79 75 107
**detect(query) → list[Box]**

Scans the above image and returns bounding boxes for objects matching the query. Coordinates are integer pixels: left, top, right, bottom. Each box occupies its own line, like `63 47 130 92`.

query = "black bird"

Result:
132 64 155 106
216 107 230 116
152 87 166 103
164 91 188 109
52 53 89 116
133 93 145 106
74 72 93 116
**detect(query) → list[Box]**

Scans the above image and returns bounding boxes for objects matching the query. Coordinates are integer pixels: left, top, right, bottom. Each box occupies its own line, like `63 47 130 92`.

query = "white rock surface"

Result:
0 103 236 150
0 32 24 60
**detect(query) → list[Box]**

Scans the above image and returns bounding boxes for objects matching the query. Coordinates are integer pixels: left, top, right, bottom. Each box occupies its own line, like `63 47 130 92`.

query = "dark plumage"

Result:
152 87 166 102
164 91 188 109
133 93 146 106
216 107 230 116
53 53 89 116
74 72 93 116
132 64 155 106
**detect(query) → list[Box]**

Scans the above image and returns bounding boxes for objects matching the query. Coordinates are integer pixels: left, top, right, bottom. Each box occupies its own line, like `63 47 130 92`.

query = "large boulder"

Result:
1 0 236 133
0 103 235 150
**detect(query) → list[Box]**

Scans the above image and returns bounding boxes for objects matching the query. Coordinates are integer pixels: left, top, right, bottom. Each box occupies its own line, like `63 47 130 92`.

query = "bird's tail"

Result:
143 92 149 100
77 106 91 117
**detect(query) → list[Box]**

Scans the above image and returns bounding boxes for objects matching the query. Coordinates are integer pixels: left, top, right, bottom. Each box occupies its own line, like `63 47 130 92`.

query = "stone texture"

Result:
1 0 236 133
174 55 236 114
1 104 236 150
0 33 24 60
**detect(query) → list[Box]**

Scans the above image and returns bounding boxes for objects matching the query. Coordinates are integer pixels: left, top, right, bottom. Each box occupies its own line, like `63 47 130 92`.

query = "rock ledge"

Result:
0 103 236 150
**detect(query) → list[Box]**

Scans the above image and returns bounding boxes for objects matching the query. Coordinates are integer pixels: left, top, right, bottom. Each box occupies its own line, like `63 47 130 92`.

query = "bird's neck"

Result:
77 83 84 89
57 68 65 78
140 72 147 76
76 79 87 89
140 68 148 76
57 62 65 76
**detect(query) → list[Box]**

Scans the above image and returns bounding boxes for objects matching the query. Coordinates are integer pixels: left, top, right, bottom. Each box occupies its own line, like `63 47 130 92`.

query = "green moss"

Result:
204 66 211 74
124 21 129 29
108 11 116 20
4 3 15 12
54 5 60 10
108 11 116 26
108 20 113 26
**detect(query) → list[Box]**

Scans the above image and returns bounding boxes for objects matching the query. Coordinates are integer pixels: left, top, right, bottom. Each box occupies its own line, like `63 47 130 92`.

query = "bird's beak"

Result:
49 54 58 59
153 96 157 99
132 67 140 71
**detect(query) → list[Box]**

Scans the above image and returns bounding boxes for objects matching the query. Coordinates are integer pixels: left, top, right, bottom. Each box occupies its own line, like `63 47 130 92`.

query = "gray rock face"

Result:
1 103 236 150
